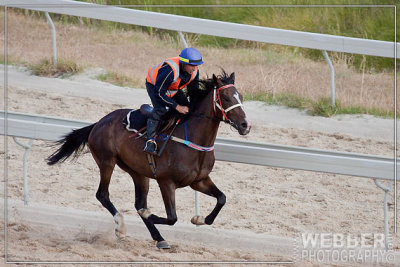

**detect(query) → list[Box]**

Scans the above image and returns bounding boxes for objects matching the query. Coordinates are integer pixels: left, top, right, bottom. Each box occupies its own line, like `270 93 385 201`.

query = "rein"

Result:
189 111 238 130
188 112 220 122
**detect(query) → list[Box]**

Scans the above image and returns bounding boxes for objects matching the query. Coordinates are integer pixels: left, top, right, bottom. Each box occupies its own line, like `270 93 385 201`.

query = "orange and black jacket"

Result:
146 57 199 108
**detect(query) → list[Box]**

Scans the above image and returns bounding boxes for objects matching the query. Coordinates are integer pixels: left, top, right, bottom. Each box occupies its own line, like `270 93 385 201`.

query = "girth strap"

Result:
146 154 157 178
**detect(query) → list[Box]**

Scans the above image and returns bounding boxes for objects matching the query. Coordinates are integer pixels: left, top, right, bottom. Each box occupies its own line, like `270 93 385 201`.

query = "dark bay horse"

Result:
47 71 251 249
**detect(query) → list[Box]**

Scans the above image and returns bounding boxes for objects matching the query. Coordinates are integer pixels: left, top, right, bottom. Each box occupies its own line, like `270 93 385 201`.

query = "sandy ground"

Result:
1 66 399 265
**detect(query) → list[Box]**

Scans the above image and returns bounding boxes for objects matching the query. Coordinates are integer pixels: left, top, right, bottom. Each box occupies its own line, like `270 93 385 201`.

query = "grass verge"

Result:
245 93 395 118
30 58 82 78
244 92 309 110
96 71 137 88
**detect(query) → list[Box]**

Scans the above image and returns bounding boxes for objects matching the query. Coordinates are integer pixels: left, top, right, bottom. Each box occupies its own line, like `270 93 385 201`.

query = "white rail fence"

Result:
1 111 397 249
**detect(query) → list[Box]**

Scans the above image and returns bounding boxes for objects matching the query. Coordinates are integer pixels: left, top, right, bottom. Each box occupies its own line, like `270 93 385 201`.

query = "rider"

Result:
143 47 204 155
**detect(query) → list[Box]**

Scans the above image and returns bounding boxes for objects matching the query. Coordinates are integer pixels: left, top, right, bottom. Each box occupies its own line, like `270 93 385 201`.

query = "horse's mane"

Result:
187 69 234 110
199 69 234 91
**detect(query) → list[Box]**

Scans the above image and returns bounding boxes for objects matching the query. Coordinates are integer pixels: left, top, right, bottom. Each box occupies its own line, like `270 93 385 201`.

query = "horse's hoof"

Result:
115 228 126 239
114 213 126 239
156 240 171 249
191 215 206 225
138 208 152 219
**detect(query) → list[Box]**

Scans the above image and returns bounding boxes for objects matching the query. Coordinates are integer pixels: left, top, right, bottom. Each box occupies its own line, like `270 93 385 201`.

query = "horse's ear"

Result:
213 74 223 87
230 72 235 83
212 74 218 84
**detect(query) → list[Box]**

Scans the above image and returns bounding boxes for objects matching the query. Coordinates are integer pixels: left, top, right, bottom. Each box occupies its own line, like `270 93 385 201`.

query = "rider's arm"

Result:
154 64 178 109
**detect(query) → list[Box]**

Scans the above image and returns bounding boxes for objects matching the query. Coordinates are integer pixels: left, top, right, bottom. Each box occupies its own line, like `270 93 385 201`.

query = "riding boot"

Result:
143 118 159 155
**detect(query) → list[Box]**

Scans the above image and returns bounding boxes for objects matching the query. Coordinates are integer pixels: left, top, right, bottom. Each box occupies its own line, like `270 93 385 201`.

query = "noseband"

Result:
214 84 244 122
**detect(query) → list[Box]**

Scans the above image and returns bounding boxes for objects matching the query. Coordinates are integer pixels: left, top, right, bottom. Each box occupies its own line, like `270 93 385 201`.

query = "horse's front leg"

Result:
189 176 226 225
137 179 177 249
132 177 168 248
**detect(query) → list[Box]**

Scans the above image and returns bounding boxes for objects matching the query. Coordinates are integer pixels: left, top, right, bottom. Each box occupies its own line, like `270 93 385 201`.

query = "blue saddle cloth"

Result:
123 104 153 133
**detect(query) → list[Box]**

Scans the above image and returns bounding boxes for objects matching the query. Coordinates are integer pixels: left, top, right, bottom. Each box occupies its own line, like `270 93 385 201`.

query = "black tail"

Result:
47 123 96 165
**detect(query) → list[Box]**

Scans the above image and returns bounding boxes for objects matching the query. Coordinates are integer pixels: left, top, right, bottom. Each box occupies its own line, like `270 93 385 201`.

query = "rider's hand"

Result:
176 105 189 114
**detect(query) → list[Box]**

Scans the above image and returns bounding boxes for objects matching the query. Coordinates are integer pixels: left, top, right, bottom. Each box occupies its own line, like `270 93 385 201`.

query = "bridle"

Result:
213 84 244 123
188 83 244 128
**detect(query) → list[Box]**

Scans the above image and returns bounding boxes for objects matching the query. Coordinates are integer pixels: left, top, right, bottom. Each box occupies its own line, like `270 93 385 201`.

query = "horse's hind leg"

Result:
95 158 126 238
190 176 226 226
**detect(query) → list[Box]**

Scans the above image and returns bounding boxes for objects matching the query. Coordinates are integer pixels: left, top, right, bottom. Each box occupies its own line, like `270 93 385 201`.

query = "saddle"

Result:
123 104 176 136
122 104 153 135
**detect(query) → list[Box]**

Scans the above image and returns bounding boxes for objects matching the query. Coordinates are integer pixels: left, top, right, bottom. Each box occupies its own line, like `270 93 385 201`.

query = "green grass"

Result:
245 92 309 110
334 104 395 118
30 58 82 78
97 71 137 87
309 97 339 117
0 56 26 66
245 93 396 118
310 97 395 118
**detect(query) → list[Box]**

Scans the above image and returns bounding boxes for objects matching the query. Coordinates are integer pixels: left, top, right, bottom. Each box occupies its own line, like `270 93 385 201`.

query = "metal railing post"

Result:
374 179 393 251
322 50 335 107
13 137 33 206
178 31 188 48
45 12 57 67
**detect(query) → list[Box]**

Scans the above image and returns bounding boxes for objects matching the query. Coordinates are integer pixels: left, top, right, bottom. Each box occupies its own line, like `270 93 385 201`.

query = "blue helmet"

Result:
179 47 203 66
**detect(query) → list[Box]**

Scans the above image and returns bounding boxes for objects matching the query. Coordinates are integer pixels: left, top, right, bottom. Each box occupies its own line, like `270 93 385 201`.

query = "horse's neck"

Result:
187 88 220 147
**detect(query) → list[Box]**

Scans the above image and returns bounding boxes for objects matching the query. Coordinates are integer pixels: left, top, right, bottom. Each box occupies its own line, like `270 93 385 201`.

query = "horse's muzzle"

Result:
238 120 251 135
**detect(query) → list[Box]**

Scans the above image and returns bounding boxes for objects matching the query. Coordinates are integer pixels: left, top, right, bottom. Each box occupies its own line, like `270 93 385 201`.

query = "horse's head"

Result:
211 72 251 135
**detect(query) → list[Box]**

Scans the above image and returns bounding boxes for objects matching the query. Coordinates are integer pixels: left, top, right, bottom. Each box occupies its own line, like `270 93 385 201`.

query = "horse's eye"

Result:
223 96 230 102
